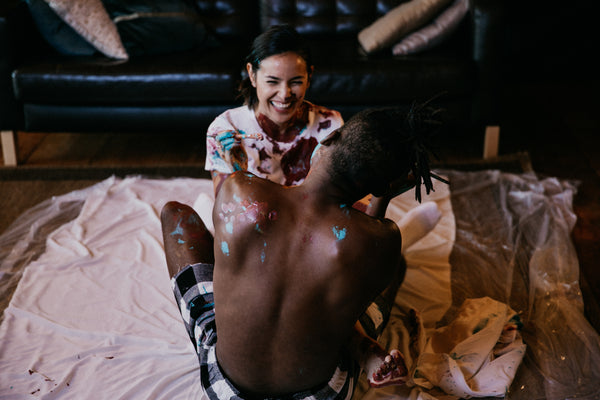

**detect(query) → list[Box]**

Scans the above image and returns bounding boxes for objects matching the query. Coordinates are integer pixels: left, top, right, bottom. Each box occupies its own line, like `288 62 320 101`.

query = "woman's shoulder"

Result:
214 105 254 122
305 101 342 120
208 105 256 132
303 101 344 134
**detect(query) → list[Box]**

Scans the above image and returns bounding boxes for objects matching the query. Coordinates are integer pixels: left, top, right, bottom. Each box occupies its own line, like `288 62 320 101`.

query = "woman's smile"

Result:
248 51 311 131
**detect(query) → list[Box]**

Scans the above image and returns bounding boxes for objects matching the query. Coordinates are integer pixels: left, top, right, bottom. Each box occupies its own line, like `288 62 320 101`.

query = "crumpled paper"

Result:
413 297 526 398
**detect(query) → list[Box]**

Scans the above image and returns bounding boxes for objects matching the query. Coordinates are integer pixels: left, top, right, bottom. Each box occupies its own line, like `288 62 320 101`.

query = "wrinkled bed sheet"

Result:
0 171 598 400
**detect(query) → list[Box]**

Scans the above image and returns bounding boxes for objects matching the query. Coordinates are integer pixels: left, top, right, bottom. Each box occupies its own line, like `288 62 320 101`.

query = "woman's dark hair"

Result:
329 101 444 201
238 24 313 108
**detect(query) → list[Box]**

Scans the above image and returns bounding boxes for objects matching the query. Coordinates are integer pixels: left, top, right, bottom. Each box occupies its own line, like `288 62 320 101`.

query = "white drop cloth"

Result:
1 172 598 400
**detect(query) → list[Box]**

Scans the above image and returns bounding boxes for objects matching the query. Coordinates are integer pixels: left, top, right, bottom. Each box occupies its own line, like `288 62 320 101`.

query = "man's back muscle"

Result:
212 172 401 396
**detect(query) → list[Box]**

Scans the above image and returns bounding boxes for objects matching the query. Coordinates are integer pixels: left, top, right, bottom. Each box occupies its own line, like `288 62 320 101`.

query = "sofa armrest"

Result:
0 1 52 130
469 0 506 127
470 0 505 64
1 2 27 130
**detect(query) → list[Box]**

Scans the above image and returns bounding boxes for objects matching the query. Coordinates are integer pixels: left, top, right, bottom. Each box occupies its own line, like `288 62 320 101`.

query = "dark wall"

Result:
501 0 597 83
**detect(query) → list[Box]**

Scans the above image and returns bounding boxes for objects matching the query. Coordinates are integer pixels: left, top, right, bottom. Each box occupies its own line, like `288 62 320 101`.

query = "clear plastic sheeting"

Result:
0 171 599 400
443 170 600 400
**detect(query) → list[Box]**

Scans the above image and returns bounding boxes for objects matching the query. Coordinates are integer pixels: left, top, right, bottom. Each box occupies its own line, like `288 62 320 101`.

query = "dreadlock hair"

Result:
328 101 443 202
238 24 313 109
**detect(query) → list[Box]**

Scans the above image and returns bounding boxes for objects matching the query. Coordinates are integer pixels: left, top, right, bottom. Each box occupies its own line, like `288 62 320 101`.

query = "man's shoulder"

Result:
221 170 256 190
219 171 277 200
340 214 402 259
362 215 401 241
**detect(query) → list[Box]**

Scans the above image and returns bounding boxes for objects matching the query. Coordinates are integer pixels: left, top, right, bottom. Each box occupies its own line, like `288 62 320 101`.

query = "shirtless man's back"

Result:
212 172 403 396
162 105 441 399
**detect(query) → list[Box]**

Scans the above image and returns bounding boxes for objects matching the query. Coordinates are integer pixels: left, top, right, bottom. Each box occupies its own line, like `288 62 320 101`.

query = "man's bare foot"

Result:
366 349 409 388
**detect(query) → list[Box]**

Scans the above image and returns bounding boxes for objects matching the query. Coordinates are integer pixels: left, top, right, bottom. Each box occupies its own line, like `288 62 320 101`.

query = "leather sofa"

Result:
0 0 504 166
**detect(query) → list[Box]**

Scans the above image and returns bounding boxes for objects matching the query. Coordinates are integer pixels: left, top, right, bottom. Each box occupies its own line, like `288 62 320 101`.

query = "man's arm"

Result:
364 174 418 219
364 195 393 219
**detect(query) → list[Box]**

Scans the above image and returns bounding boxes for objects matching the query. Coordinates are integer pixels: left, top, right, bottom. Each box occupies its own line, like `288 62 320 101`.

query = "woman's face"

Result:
248 51 311 130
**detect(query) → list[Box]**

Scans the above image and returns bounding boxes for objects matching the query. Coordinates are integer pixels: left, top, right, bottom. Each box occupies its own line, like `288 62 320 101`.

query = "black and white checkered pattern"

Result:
172 263 358 400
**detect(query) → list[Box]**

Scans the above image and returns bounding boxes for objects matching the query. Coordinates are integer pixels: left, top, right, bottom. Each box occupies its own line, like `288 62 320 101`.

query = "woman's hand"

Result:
216 130 241 152
216 130 263 152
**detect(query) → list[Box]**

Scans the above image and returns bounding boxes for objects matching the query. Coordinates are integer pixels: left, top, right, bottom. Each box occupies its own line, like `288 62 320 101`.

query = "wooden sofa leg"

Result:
1 130 18 166
483 125 500 159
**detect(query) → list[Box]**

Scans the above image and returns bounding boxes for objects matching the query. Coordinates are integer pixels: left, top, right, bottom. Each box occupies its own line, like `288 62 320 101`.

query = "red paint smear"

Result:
319 109 333 118
318 119 331 132
256 106 309 143
258 147 271 162
230 146 248 171
281 137 317 185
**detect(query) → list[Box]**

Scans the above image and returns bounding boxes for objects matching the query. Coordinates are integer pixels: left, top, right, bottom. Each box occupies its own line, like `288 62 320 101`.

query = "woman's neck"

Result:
254 103 307 142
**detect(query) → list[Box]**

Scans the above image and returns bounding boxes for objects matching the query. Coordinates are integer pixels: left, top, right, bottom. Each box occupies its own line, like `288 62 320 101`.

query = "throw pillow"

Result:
26 0 97 56
358 0 453 54
392 0 469 55
28 0 128 59
102 0 218 57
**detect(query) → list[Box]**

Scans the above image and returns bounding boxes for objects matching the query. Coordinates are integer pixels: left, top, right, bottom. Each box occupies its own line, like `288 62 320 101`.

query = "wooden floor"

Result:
1 78 599 332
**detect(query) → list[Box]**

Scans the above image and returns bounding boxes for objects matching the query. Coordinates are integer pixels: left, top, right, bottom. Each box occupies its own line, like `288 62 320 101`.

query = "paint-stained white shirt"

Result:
205 102 343 186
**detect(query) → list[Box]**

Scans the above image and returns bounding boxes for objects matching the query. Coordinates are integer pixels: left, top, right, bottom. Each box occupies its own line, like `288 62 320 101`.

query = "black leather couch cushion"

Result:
194 0 260 39
304 37 474 105
260 0 410 36
102 0 219 57
12 44 247 105
21 103 232 133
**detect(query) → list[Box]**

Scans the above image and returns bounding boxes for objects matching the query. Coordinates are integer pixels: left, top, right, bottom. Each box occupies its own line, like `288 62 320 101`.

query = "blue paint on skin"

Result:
188 213 199 224
221 241 230 256
177 239 185 244
332 226 347 241
170 220 184 236
340 204 350 216
260 240 267 263
310 142 322 165
226 221 233 234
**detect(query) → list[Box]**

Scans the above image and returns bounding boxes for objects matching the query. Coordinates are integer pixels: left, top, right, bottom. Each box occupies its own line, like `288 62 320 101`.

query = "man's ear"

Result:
320 129 341 146
247 63 256 87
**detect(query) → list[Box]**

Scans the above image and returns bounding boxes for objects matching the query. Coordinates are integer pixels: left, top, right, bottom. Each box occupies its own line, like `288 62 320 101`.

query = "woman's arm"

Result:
211 170 230 195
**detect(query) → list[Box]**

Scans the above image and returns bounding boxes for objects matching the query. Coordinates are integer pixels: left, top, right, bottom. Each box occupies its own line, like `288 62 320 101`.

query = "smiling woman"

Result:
205 24 344 193
249 52 311 131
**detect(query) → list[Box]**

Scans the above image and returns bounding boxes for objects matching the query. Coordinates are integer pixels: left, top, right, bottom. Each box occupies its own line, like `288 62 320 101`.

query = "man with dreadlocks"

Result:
160 104 445 399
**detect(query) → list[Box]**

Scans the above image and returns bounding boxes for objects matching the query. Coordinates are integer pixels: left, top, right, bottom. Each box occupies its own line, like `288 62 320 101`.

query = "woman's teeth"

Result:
271 101 292 109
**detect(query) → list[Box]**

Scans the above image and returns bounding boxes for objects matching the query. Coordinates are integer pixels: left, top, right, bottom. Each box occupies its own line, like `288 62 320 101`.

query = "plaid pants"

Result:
172 263 358 400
